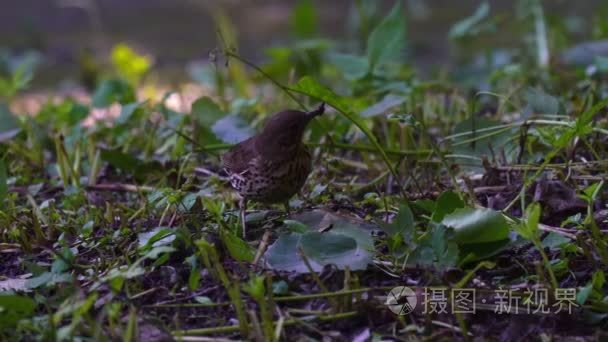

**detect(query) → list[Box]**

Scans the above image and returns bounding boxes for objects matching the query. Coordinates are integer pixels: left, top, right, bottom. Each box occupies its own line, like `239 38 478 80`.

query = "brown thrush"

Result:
222 103 325 237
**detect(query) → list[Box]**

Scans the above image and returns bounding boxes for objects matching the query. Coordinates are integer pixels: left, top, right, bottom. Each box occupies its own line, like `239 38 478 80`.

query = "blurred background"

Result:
1 0 606 90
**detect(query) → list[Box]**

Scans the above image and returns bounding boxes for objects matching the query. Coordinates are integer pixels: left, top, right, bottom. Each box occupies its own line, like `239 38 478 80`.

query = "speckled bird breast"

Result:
228 145 312 203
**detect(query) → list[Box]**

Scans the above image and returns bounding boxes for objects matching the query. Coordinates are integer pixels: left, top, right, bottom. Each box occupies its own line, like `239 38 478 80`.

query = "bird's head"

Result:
257 103 325 153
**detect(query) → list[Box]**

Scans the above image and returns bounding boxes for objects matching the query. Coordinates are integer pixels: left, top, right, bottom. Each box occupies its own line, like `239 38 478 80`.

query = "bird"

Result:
222 103 325 238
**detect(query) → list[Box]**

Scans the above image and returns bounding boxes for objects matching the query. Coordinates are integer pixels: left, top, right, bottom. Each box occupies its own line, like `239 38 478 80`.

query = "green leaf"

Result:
300 232 358 263
541 232 571 248
191 97 224 127
524 87 561 115
449 2 490 39
137 227 176 250
92 79 136 108
291 0 317 38
459 239 511 264
413 199 435 213
243 275 266 300
0 294 36 329
367 1 406 71
582 182 603 201
117 101 146 126
100 148 163 179
577 270 605 305
408 224 459 269
327 53 369 81
381 204 415 240
283 219 309 233
221 231 255 262
100 148 140 173
25 272 72 289
441 207 510 244
525 202 541 236
143 246 176 260
211 114 254 143
361 94 406 117
265 211 375 273
431 191 465 222
265 233 307 272
431 225 459 266
514 203 541 241
0 103 20 142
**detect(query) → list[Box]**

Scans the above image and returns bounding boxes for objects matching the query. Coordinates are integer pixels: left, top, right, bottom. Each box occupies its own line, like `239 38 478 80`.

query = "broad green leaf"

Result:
524 87 560 115
367 1 406 71
117 101 146 126
283 219 309 233
137 227 176 250
211 114 254 143
92 79 136 108
431 225 459 266
577 271 605 305
407 224 459 269
413 199 435 213
431 191 465 222
265 210 375 272
221 231 255 262
381 204 414 240
143 246 176 260
361 94 406 117
191 97 224 127
449 2 490 39
459 239 511 264
100 148 140 174
541 232 571 248
291 0 317 38
513 202 541 241
25 272 71 289
100 148 163 179
300 232 358 263
0 295 36 329
0 103 20 142
327 53 369 81
441 207 509 244
265 233 308 272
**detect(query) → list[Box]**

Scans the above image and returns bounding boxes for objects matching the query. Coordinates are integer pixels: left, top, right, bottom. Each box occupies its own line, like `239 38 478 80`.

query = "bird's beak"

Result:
307 102 325 118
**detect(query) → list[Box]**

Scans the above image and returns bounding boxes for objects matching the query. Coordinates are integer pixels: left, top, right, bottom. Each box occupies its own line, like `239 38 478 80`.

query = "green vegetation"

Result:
1 1 608 340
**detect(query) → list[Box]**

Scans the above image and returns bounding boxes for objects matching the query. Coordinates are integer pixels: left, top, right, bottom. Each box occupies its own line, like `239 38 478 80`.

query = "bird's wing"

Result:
222 137 257 174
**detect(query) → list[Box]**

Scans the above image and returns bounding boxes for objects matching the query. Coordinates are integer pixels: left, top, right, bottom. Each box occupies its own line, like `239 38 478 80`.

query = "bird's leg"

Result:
239 197 247 239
